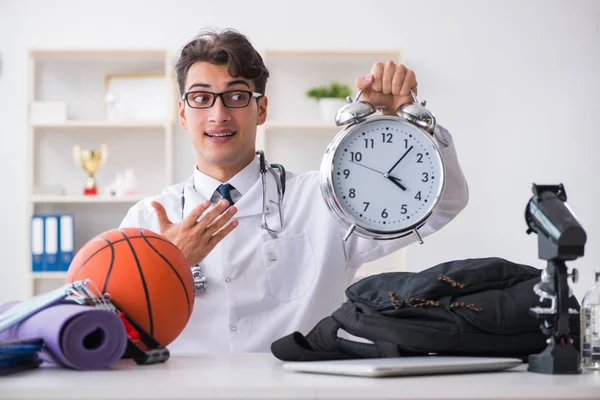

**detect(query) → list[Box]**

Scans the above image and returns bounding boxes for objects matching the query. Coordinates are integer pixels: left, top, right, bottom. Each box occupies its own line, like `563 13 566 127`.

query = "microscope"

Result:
525 183 587 374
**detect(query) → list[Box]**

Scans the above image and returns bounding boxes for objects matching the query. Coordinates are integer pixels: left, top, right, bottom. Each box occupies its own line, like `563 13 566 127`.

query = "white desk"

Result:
1 353 599 400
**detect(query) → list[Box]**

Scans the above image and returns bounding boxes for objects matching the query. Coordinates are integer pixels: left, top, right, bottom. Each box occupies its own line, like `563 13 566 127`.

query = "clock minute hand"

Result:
386 145 414 175
349 160 407 191
349 160 386 175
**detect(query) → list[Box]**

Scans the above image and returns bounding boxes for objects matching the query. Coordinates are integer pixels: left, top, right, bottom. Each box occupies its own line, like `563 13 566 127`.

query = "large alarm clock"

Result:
320 90 445 242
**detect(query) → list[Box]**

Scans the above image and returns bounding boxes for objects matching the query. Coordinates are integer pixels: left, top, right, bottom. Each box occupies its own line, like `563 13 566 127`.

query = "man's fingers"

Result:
204 205 238 236
392 64 407 96
370 62 384 92
151 201 172 232
382 60 396 95
182 200 211 229
193 216 238 265
355 74 373 91
194 200 231 231
400 69 417 97
207 219 239 247
199 220 239 261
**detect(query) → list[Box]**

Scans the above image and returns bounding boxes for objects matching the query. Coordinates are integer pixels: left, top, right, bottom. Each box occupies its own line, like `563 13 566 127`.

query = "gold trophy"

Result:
72 144 109 195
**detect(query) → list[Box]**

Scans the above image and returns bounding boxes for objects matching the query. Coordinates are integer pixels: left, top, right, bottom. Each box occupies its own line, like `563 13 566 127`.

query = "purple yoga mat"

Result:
0 302 127 370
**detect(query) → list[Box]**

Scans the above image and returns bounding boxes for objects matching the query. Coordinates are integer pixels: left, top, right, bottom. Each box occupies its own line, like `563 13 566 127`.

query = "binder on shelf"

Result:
43 215 59 271
30 215 44 272
30 213 76 273
59 214 74 271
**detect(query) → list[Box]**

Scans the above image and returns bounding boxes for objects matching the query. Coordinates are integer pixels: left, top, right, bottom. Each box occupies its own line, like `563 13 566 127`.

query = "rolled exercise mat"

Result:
0 302 127 370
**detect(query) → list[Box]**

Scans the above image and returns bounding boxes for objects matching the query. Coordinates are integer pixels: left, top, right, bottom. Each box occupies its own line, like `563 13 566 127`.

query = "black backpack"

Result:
271 257 581 362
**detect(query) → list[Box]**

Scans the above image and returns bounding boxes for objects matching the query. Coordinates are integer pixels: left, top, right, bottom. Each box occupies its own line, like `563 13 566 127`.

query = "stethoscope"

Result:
181 150 286 236
181 150 287 292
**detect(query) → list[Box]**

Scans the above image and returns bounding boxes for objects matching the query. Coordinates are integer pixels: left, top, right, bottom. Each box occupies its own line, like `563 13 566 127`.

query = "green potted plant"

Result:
306 82 352 122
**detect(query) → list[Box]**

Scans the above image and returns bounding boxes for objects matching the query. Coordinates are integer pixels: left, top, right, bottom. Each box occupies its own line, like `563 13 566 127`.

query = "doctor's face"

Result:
178 62 268 176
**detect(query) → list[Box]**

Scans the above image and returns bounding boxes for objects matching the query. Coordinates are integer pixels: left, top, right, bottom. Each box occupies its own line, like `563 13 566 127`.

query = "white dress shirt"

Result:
119 125 469 354
192 157 257 205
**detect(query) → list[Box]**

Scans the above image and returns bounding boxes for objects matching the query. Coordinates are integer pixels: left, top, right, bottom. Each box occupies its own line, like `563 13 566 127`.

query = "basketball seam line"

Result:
70 238 112 283
140 229 192 319
101 239 117 294
83 235 179 258
120 229 154 337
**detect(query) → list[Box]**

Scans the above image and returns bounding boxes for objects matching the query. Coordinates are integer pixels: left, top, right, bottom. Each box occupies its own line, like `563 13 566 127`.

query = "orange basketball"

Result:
66 228 194 347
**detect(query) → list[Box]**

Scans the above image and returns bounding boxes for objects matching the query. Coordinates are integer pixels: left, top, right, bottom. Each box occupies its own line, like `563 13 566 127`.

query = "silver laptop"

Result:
282 356 523 378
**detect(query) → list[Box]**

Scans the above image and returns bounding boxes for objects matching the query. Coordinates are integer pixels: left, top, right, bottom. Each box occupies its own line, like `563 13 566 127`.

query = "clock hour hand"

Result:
386 145 413 175
387 175 407 191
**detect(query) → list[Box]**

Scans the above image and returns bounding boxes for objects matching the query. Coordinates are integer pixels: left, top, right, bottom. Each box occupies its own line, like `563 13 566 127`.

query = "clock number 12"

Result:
382 133 393 143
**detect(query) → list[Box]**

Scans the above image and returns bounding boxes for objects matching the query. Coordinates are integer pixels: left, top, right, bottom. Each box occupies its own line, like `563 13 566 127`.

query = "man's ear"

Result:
256 96 268 126
178 99 188 129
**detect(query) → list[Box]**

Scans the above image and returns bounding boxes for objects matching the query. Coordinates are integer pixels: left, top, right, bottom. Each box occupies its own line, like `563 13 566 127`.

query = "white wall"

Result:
0 0 599 303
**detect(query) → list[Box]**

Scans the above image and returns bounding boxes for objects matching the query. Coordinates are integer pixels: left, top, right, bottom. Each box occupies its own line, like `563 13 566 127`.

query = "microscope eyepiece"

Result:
525 183 586 260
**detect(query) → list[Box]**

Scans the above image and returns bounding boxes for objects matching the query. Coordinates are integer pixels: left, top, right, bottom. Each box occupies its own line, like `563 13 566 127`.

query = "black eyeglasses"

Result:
182 90 263 109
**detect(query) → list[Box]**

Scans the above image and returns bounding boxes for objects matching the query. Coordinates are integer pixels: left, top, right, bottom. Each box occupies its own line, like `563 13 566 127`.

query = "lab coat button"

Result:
230 326 237 332
225 277 231 283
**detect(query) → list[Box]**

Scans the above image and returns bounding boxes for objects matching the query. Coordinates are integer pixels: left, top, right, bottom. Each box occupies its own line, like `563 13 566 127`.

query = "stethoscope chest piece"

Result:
191 265 207 292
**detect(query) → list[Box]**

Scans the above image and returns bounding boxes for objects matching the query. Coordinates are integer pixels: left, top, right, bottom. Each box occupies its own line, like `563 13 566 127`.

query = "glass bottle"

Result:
581 267 600 370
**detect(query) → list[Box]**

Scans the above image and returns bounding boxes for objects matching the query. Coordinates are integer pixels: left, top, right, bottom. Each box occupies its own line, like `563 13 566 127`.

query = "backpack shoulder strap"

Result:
270 315 399 361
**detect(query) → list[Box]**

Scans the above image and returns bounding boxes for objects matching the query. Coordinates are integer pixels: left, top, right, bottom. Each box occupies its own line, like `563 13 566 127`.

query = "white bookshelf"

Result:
31 195 151 204
30 121 168 129
257 49 407 281
31 272 68 280
262 121 339 130
25 49 176 297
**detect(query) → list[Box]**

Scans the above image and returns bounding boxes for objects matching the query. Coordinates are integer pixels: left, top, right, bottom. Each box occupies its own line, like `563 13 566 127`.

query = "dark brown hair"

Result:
175 29 270 96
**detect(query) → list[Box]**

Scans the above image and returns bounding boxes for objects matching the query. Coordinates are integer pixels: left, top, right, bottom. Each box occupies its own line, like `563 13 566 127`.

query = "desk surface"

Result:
1 353 600 400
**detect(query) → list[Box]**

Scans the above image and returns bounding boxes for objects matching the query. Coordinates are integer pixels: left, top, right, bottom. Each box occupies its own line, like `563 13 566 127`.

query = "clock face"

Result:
331 117 444 234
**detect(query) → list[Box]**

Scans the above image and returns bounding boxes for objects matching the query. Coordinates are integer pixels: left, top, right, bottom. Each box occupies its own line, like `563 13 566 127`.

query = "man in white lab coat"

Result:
119 29 469 354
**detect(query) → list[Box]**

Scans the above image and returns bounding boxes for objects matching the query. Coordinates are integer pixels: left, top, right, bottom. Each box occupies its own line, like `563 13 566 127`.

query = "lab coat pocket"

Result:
261 233 317 302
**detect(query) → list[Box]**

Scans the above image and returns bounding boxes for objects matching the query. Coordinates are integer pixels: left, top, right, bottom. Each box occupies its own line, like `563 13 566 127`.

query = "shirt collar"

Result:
192 157 261 202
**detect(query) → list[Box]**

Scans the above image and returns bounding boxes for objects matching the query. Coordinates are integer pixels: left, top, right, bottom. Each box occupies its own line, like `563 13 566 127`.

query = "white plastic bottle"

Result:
123 168 137 196
581 267 600 370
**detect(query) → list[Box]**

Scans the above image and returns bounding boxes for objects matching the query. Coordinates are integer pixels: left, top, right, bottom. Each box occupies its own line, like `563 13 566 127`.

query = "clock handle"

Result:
410 90 418 103
352 89 364 102
354 89 418 104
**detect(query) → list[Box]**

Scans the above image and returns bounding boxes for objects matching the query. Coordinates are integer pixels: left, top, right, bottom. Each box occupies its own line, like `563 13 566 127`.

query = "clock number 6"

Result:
381 209 388 218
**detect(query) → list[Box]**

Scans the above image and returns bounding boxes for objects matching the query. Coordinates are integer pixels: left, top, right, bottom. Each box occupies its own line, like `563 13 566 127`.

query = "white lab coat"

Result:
119 125 469 354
